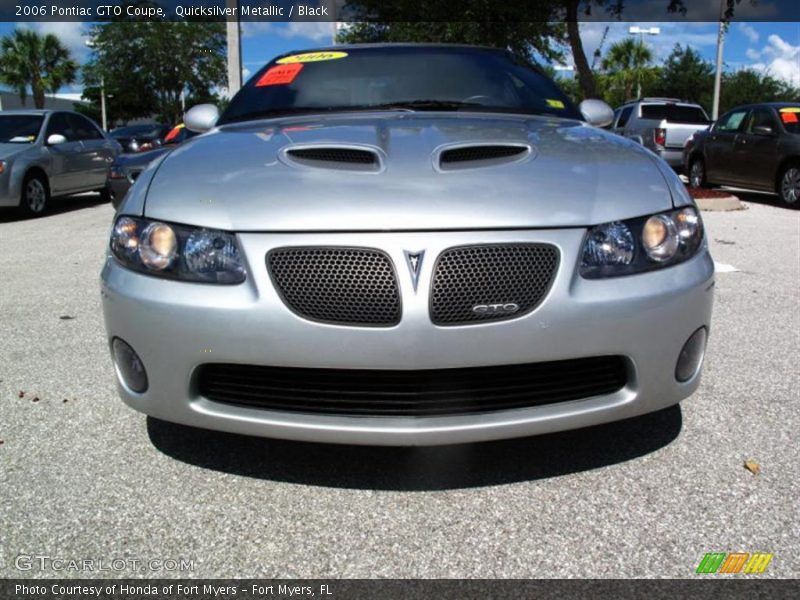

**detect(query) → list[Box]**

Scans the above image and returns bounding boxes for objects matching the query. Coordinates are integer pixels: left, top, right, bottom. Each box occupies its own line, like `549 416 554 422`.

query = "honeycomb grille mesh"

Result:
286 148 377 164
431 244 559 325
440 145 528 164
268 247 401 326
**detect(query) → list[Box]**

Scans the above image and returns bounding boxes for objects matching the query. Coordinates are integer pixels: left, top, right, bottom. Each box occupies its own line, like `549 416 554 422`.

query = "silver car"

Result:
101 45 714 446
0 110 120 216
610 98 711 169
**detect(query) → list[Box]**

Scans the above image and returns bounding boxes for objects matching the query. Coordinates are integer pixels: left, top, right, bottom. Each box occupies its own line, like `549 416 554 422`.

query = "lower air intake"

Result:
197 356 628 417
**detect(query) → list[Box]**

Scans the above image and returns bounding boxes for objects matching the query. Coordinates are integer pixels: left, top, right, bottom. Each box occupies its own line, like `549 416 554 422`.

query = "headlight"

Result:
581 207 703 279
110 216 246 284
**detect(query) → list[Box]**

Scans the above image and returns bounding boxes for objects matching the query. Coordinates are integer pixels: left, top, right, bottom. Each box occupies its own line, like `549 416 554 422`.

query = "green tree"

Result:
601 37 654 102
647 44 714 110
561 0 755 99
719 69 800 114
0 28 78 108
84 20 226 125
336 3 566 63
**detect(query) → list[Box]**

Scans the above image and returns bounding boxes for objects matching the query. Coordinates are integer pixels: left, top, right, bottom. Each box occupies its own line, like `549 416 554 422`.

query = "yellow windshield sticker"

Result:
546 99 565 109
779 107 800 113
277 51 348 64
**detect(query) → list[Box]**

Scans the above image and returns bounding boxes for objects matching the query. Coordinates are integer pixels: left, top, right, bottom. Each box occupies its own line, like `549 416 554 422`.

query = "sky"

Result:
0 20 797 98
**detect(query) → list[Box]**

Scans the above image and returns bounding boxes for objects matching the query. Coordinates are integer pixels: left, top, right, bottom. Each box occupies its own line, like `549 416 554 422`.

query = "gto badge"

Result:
472 303 520 315
403 250 425 292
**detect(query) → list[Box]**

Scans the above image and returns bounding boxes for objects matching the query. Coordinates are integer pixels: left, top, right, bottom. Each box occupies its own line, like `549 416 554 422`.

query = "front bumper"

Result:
101 228 714 446
106 177 132 209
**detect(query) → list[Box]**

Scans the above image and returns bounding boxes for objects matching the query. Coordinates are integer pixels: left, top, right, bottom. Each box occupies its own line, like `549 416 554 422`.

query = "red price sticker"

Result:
256 63 304 87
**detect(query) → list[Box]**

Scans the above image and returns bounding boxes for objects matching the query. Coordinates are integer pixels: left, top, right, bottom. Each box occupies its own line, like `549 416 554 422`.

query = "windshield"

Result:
220 46 581 124
641 104 710 124
111 124 165 138
0 115 44 143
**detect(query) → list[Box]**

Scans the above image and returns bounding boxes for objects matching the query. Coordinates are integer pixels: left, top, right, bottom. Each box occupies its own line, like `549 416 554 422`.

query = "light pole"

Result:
225 0 242 96
712 0 727 120
628 26 660 99
85 38 108 131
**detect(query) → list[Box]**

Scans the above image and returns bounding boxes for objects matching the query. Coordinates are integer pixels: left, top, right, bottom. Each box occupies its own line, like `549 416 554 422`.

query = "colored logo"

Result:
696 552 773 574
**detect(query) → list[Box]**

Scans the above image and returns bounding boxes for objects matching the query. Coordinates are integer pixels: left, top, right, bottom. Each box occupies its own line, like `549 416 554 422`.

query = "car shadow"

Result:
147 405 682 491
0 192 109 223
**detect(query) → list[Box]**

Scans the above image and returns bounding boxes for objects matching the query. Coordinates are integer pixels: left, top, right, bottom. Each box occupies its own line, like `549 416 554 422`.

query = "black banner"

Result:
2 0 800 23
3 579 800 600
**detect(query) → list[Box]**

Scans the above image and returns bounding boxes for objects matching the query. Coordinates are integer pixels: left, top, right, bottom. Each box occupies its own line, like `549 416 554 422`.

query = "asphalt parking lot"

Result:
0 193 798 579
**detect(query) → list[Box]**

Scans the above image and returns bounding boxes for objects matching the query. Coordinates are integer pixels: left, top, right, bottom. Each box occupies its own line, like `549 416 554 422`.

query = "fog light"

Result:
676 327 707 382
112 338 148 393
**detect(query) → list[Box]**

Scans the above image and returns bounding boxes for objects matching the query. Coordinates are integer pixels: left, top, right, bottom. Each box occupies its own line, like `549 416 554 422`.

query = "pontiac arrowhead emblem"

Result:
404 250 425 292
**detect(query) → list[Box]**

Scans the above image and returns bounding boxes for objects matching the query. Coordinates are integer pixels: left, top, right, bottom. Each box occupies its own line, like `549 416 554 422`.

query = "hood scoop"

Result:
438 144 532 170
283 146 382 172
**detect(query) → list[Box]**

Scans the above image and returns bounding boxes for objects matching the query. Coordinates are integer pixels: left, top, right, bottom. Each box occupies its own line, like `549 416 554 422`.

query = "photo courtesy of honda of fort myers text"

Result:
0 0 799 598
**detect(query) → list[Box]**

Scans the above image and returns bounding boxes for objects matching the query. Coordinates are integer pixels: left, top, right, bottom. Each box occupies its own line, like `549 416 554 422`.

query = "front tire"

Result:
18 173 49 218
778 164 800 205
689 157 709 189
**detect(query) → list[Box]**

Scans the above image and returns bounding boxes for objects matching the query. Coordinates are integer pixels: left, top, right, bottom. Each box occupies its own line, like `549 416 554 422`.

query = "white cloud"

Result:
748 34 800 87
241 22 273 38
242 21 333 44
278 22 335 43
738 23 759 44
747 34 800 87
745 48 762 61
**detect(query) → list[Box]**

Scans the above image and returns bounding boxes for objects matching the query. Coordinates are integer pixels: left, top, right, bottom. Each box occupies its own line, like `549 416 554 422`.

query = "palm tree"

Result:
0 29 78 109
602 38 654 102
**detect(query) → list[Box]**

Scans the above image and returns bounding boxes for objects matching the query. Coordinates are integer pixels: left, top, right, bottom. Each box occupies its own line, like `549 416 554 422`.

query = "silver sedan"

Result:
0 110 120 217
101 45 714 446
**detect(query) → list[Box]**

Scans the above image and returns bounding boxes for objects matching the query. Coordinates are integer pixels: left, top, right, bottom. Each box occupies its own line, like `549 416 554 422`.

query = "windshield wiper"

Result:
354 100 487 112
222 101 513 125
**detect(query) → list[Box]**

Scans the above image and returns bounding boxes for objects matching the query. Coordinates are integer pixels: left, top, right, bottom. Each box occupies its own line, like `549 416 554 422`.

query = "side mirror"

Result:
47 134 67 145
579 99 615 128
752 124 774 136
185 104 220 133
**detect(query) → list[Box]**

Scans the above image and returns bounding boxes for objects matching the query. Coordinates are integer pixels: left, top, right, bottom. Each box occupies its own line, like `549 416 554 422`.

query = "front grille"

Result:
431 244 559 325
267 247 401 326
197 356 628 417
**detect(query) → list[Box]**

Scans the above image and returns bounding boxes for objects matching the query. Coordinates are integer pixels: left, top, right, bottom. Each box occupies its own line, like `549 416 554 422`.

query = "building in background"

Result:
0 90 88 112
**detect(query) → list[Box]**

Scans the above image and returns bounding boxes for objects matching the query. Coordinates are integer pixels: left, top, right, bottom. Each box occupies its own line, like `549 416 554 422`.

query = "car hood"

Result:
143 113 675 231
0 143 30 160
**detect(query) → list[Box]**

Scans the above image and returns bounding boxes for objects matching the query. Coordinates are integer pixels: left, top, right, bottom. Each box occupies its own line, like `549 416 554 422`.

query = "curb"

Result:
694 195 744 211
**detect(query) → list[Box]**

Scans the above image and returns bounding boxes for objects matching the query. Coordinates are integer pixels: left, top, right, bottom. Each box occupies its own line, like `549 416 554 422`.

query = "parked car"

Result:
684 102 800 205
110 123 170 153
102 44 713 446
0 110 121 217
106 123 198 208
611 98 711 169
